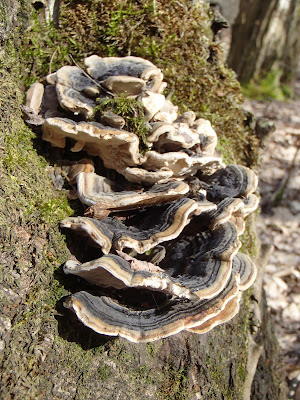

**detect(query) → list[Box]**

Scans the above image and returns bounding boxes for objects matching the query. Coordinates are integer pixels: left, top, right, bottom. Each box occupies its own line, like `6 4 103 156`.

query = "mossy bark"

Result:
0 1 286 399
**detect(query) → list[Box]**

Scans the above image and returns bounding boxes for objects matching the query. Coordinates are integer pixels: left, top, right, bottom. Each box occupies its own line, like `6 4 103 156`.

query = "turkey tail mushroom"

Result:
63 272 239 343
24 54 259 342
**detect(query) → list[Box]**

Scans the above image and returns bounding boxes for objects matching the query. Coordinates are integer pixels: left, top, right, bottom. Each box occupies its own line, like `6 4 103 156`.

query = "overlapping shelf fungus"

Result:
24 56 259 342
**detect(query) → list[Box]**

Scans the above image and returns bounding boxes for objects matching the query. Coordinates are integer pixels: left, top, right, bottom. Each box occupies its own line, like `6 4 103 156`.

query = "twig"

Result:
49 48 58 75
127 16 145 56
68 54 115 97
166 89 175 100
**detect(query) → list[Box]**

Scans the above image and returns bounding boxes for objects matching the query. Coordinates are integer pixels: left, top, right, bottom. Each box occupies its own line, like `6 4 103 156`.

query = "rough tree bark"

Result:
228 0 300 87
0 1 287 399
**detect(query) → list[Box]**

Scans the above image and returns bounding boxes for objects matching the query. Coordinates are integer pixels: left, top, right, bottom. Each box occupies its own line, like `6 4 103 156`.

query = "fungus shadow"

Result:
54 266 114 349
55 297 113 349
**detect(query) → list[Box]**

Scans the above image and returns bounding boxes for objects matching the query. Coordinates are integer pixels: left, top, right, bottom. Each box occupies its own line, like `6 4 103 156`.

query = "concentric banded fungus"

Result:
56 85 95 119
42 117 142 170
64 254 199 300
202 164 258 201
205 194 259 236
229 215 246 236
60 217 114 254
123 166 174 185
186 293 241 334
146 117 218 154
161 221 241 300
84 55 166 94
191 118 218 155
197 193 259 233
187 253 257 334
232 253 257 290
61 197 215 254
204 197 245 230
146 122 202 152
239 194 260 216
63 272 239 343
76 172 190 210
122 151 224 185
48 66 103 119
63 241 250 301
142 151 224 177
55 66 101 98
25 54 259 341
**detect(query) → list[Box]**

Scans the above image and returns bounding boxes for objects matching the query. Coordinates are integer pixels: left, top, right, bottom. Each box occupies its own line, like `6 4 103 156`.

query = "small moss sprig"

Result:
93 94 150 153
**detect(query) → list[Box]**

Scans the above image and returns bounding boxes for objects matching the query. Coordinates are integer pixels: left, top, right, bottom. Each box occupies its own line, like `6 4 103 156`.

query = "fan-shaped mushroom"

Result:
84 55 166 94
61 197 215 254
42 117 143 171
77 171 189 210
202 164 258 201
64 254 199 300
186 293 241 334
24 55 259 342
63 272 239 342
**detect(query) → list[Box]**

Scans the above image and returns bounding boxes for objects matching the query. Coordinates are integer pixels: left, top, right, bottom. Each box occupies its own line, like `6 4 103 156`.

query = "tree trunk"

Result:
228 0 300 87
0 1 287 399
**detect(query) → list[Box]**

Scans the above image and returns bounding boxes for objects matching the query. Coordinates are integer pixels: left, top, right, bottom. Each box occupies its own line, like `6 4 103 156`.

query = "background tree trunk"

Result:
0 1 287 399
228 0 300 87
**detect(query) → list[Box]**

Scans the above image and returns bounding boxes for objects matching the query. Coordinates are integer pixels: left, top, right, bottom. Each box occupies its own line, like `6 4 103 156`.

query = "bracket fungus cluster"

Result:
25 56 259 343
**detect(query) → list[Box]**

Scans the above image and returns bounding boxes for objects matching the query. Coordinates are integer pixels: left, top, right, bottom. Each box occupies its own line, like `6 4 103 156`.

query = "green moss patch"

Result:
93 95 149 152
